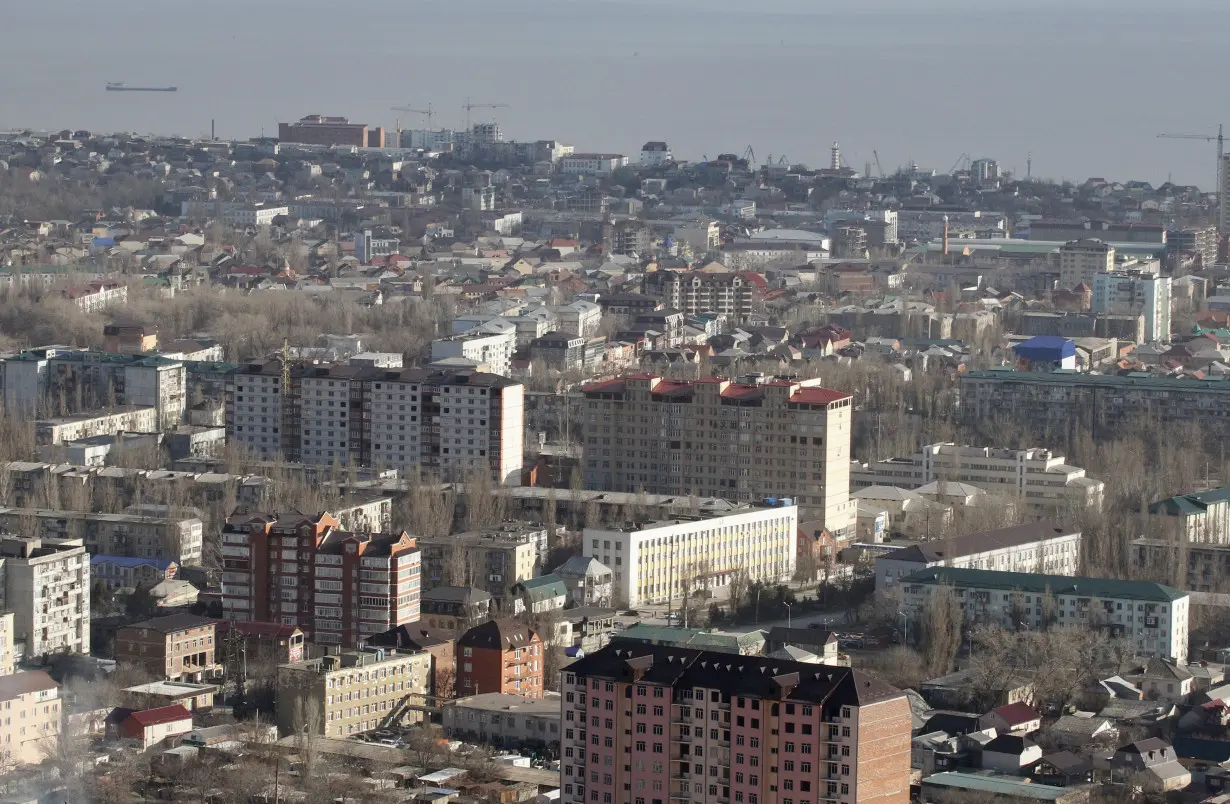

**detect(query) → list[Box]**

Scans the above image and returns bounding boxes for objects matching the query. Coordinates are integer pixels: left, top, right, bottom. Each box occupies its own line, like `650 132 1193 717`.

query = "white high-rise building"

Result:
0 535 90 658
1092 271 1172 343
430 323 517 377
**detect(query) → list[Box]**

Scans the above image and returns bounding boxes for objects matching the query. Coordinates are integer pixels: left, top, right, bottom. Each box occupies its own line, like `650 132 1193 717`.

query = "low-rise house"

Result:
1140 658 1196 702
116 704 193 750
921 668 1034 711
558 607 618 653
1032 751 1094 786
1047 714 1118 750
981 734 1043 774
510 576 567 615
1172 736 1230 781
911 730 965 775
980 702 1042 736
1098 698 1175 728
920 772 1080 802
1110 738 1191 792
762 627 842 664
114 614 221 682
123 680 218 712
442 692 561 750
553 556 613 607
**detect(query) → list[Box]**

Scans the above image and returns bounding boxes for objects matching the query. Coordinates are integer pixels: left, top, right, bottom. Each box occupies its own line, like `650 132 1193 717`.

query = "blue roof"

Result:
1014 336 1076 361
91 555 175 570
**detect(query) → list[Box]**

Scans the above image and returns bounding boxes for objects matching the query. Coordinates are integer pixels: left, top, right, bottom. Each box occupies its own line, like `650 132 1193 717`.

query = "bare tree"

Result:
920 584 963 678
292 694 322 780
463 463 505 531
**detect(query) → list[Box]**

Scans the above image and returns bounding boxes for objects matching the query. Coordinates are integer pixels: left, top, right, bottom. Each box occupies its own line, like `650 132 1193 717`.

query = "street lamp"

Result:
784 602 793 631
898 611 909 646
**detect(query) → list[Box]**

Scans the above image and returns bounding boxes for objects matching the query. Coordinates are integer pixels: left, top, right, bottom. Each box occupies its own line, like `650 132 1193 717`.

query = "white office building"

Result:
899 567 1189 663
875 520 1082 591
1092 271 1172 344
559 154 628 176
583 499 797 608
851 443 1105 512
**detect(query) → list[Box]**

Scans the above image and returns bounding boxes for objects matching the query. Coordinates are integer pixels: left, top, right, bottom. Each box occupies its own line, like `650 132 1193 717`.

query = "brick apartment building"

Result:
219 511 421 647
457 619 544 699
561 645 911 804
581 374 855 536
642 271 761 324
114 614 222 682
278 115 385 148
228 362 524 484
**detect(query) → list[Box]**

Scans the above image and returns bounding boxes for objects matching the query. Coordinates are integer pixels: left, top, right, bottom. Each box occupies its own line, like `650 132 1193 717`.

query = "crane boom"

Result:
1157 124 1225 233
873 149 884 178
462 98 510 130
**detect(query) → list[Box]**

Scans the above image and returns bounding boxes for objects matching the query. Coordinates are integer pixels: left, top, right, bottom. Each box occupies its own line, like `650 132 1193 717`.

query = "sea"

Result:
1 0 1227 186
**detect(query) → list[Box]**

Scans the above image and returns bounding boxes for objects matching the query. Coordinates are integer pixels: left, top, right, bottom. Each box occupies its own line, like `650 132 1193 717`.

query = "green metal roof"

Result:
963 368 1230 393
1149 487 1230 517
515 576 568 602
901 566 1186 603
922 772 1068 801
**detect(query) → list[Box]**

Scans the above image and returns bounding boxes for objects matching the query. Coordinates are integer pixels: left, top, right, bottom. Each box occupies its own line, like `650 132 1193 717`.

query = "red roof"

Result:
215 620 300 639
583 378 626 393
719 384 763 400
736 271 768 288
989 702 1039 726
788 388 850 405
126 704 193 728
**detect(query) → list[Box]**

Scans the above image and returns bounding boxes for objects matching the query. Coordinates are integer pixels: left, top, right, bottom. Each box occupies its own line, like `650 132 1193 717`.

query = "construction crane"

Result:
873 149 884 178
1157 125 1225 233
390 103 435 133
462 99 509 130
949 153 972 175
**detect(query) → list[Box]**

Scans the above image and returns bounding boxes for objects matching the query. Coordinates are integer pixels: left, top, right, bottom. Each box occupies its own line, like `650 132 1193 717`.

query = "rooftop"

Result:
880 520 1078 564
901 566 1186 603
448 692 560 717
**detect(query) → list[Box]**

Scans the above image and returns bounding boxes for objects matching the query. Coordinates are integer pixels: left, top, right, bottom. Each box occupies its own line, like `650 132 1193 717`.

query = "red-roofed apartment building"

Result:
581 374 856 536
118 705 194 749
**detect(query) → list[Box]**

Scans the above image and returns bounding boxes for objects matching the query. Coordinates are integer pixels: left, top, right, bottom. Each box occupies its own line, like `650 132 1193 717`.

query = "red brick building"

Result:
561 645 912 804
219 511 421 648
278 115 384 148
457 619 543 699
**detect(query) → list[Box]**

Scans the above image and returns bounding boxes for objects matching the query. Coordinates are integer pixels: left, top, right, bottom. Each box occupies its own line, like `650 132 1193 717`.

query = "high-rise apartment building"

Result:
560 645 912 804
851 443 1104 513
430 325 517 377
0 535 90 658
582 375 855 536
219 511 421 647
1091 271 1172 343
582 500 798 608
1058 239 1115 290
228 362 524 484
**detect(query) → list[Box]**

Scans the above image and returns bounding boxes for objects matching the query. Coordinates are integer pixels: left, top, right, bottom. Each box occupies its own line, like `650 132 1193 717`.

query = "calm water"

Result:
1 0 1227 186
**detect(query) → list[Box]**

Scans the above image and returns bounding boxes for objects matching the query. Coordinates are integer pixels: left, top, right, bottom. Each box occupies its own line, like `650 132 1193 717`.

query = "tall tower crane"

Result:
873 149 884 178
391 103 435 133
1158 125 1225 233
463 99 509 130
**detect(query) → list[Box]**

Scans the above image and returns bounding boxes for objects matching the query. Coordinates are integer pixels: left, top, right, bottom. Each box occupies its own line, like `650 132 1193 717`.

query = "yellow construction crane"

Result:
462 98 509 130
391 103 435 134
1158 125 1225 233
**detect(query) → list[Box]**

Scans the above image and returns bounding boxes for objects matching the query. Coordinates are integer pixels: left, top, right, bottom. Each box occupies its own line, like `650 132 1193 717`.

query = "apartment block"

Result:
874 520 1082 591
1 348 187 427
1131 538 1230 594
275 647 431 738
851 443 1104 513
561 645 912 804
1058 239 1115 289
457 619 544 698
114 614 221 682
959 370 1230 437
642 271 758 324
583 500 798 608
0 612 13 675
0 535 90 658
36 405 159 445
1092 271 1172 343
0 508 204 566
228 362 525 484
219 511 421 647
0 671 61 765
431 326 517 377
1147 487 1230 544
582 375 855 536
899 567 1188 663
417 524 545 607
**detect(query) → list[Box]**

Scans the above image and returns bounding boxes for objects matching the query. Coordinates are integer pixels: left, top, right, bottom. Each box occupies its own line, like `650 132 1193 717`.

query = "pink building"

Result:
560 646 911 804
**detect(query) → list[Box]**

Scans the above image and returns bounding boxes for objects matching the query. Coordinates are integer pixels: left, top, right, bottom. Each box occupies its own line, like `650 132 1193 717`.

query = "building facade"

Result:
457 619 544 698
114 614 221 682
874 521 1082 591
1059 239 1115 289
1146 487 1230 545
443 691 561 748
582 375 855 536
417 525 545 608
851 443 1104 513
275 647 432 737
0 671 61 765
279 115 384 148
1091 271 1172 344
559 154 629 176
0 508 204 566
899 567 1189 663
560 644 912 804
220 511 421 647
431 327 517 377
0 535 90 658
642 272 757 324
583 500 798 608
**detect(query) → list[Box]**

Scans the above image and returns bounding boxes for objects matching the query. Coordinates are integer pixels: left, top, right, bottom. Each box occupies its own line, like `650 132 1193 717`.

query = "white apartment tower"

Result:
1092 271 1172 343
0 535 90 658
582 374 855 535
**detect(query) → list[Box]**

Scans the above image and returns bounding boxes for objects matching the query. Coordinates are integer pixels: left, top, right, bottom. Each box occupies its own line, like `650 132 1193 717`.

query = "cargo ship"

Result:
106 82 177 92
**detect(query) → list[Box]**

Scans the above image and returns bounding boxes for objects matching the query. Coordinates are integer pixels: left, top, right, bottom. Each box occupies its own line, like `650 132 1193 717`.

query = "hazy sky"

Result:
2 0 1226 186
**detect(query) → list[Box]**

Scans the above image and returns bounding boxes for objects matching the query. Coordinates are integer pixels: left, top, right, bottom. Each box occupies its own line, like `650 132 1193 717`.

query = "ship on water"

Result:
106 82 177 92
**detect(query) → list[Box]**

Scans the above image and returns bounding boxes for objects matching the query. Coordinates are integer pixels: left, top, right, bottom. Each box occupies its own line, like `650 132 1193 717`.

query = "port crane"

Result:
463 99 509 130
1157 125 1225 233
391 103 435 133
